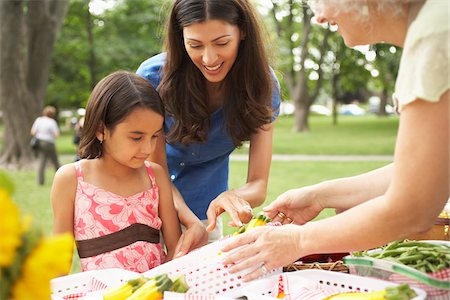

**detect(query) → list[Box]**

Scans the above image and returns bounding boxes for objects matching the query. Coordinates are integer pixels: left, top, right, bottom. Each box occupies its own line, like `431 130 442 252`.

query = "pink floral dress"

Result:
73 161 165 273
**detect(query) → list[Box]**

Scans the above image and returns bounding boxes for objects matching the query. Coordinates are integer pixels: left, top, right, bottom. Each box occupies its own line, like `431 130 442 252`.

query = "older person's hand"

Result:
206 190 254 231
264 187 324 225
221 225 304 281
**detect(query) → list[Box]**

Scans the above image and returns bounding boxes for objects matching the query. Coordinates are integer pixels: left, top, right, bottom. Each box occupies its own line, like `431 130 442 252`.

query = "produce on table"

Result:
103 273 189 300
324 284 417 300
352 240 450 273
126 274 172 300
233 212 271 235
103 277 147 300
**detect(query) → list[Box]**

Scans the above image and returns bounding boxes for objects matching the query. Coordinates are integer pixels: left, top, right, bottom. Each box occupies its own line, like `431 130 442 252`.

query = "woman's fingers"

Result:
222 230 256 254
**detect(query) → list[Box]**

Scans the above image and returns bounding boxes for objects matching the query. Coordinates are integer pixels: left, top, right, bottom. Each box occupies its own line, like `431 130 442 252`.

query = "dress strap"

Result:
144 161 157 188
74 160 84 180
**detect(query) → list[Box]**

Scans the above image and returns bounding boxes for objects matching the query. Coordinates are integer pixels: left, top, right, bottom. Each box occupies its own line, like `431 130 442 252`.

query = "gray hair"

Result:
307 0 416 20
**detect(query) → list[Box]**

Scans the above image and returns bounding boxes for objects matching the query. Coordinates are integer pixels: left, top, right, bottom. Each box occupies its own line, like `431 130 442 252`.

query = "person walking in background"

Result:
30 105 61 186
222 0 449 281
51 71 181 272
73 116 84 161
137 0 281 253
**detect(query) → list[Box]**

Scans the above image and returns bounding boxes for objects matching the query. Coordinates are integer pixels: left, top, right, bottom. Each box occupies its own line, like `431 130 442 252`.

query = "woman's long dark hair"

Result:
158 0 274 147
79 71 164 159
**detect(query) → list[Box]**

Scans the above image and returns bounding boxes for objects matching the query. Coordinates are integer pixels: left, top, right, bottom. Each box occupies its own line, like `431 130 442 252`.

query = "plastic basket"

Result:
344 240 450 300
51 268 138 299
51 239 280 299
232 269 427 300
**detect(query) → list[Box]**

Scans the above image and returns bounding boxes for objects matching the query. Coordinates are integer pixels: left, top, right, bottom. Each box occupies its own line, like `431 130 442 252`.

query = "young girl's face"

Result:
101 107 163 168
183 19 242 84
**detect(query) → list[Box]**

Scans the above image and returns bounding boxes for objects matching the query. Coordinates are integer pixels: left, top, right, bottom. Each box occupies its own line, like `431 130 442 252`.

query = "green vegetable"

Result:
353 240 450 273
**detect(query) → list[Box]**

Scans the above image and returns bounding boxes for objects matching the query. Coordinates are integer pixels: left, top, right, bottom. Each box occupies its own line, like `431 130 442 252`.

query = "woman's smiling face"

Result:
183 19 242 83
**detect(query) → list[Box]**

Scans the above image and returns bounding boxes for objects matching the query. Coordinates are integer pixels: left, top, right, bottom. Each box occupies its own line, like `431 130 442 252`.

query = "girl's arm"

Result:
51 163 77 235
152 162 182 261
149 134 208 257
206 123 274 229
50 163 76 273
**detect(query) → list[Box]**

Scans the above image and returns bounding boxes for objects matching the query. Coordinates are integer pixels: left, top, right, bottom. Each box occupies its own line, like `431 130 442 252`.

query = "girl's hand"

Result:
221 225 303 282
174 221 208 258
206 190 254 231
264 187 323 225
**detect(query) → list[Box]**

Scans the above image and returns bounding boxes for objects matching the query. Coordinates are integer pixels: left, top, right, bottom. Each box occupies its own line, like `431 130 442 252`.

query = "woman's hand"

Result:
264 187 324 225
221 225 303 282
206 190 254 232
174 221 208 258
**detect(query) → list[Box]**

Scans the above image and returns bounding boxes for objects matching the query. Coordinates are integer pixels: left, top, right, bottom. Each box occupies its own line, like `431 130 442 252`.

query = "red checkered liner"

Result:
389 268 450 300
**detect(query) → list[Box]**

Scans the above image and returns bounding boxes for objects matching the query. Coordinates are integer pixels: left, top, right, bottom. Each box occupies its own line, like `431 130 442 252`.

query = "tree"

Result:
0 0 68 168
371 44 401 115
48 0 166 109
267 0 331 132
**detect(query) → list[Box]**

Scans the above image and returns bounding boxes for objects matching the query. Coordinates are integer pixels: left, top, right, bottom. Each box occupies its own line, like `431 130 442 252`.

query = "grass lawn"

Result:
233 114 399 155
1 114 396 273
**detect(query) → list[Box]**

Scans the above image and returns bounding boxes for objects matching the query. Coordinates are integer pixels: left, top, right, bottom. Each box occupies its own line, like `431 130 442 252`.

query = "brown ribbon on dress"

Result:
76 223 160 259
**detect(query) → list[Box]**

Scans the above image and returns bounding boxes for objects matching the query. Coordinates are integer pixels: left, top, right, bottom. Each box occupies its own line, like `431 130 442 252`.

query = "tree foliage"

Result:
48 0 167 109
259 0 401 132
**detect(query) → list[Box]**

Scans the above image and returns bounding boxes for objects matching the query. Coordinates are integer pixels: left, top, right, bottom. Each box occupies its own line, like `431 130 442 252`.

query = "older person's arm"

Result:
223 94 449 282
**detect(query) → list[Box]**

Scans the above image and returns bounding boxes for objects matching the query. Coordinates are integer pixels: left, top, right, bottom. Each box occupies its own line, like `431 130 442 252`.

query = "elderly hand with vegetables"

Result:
222 0 449 281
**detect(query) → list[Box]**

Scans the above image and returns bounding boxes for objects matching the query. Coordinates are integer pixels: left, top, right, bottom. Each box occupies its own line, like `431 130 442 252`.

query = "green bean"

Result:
354 240 450 273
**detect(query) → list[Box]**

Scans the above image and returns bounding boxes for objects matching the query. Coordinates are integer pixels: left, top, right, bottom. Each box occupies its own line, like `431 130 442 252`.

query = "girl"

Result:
51 71 181 273
137 0 281 247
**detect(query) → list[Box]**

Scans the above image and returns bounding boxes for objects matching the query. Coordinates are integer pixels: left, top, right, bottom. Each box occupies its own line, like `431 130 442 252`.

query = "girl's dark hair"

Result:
159 0 274 146
79 71 164 159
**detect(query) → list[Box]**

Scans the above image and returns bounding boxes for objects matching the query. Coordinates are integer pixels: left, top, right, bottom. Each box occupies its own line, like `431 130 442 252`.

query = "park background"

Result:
0 0 400 273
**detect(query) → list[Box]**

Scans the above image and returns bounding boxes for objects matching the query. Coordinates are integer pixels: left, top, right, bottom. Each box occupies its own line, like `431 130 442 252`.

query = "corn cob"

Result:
126 273 173 300
103 277 147 300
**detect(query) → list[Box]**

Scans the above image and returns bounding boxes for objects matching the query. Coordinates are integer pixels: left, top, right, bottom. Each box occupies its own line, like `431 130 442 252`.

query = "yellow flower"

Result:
0 189 23 267
11 233 74 300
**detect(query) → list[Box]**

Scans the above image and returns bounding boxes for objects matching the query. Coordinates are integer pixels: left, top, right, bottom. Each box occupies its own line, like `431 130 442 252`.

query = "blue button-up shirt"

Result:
137 53 280 219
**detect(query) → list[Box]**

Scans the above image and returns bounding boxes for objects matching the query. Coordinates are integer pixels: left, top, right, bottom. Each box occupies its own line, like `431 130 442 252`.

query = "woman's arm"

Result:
310 163 393 211
152 163 182 261
206 123 274 229
223 93 449 281
51 164 76 235
303 94 450 252
264 163 393 225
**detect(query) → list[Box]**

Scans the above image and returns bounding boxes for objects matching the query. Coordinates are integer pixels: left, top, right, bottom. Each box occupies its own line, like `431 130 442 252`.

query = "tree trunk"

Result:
0 0 68 168
86 0 97 90
378 88 388 116
293 102 310 132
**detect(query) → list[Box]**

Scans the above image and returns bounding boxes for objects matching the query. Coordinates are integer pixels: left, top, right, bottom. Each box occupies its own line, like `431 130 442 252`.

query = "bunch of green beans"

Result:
353 240 450 273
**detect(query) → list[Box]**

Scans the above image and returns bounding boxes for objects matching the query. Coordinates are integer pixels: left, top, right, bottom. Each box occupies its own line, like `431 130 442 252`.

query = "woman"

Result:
30 105 61 185
222 0 449 281
137 0 280 253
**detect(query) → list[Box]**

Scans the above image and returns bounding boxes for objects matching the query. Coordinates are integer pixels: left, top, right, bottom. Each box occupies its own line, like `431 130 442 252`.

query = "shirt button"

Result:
192 152 196 156
170 175 175 180
180 162 185 167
